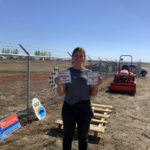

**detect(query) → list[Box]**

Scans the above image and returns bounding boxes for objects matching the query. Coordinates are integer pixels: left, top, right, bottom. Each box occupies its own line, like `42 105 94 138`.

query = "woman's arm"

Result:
90 75 103 97
57 83 66 96
54 77 66 96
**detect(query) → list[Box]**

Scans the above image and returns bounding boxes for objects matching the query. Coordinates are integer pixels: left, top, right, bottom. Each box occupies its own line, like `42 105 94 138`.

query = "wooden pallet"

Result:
55 103 113 138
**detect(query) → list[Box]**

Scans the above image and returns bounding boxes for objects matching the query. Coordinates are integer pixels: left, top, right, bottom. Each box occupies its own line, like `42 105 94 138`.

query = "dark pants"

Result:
62 100 93 150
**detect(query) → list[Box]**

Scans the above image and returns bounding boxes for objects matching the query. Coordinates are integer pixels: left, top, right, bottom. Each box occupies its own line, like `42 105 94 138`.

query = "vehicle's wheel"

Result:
113 75 116 83
114 75 119 83
114 75 118 82
142 71 146 77
131 76 135 84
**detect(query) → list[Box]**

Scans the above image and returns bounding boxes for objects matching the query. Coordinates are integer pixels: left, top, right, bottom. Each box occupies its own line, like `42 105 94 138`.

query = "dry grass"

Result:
0 62 150 150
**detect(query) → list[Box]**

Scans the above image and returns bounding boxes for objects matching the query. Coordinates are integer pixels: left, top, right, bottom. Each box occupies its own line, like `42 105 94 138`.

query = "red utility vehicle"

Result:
110 55 136 94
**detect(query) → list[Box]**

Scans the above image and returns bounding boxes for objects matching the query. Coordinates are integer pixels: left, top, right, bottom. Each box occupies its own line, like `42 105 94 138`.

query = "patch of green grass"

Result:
141 132 150 139
108 95 114 100
129 116 138 120
118 96 124 99
99 93 105 96
131 107 136 109
0 92 4 96
111 108 116 114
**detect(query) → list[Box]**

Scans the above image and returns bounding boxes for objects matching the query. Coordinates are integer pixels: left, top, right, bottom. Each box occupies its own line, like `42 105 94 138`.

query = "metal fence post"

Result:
67 51 72 66
27 55 30 122
139 60 141 77
105 58 108 79
87 55 92 70
19 44 30 122
67 51 72 57
136 61 139 77
105 62 107 79
110 59 113 77
98 57 101 75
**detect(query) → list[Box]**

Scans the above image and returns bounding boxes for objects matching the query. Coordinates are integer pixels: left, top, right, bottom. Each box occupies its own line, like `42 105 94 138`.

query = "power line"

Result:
0 41 66 53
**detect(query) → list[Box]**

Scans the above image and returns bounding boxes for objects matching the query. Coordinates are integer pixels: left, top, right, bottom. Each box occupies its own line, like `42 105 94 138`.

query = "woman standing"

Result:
54 47 103 150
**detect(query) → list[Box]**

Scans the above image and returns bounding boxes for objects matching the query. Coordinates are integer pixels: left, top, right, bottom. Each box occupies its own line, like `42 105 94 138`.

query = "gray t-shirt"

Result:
64 67 92 105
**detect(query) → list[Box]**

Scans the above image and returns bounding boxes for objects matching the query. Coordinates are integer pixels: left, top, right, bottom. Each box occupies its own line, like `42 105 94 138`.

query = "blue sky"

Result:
0 0 150 62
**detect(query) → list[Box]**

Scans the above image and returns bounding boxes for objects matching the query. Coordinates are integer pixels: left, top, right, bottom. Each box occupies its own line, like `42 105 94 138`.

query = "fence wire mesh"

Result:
0 42 143 121
85 61 117 80
0 55 28 120
136 61 142 77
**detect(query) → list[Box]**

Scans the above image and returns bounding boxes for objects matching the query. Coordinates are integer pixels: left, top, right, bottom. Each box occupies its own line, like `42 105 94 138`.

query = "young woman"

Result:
54 47 103 150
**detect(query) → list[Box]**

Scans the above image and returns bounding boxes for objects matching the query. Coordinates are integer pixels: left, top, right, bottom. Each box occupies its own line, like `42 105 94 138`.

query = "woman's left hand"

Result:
97 75 103 86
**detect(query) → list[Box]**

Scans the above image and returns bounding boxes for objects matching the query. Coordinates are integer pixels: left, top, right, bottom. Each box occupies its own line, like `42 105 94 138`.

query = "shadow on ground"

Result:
46 129 101 144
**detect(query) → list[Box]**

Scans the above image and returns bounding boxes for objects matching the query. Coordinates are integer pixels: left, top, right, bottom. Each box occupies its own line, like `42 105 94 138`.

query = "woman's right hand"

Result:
54 76 60 85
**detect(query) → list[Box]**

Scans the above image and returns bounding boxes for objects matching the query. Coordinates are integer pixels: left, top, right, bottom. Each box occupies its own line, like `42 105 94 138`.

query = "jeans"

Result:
62 100 93 150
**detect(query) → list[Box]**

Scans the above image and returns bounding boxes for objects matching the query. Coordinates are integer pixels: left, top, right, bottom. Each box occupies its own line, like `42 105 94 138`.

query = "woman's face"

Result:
72 51 85 65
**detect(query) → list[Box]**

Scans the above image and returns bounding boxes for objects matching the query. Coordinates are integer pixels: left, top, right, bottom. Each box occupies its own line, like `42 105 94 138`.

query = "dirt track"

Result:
0 61 150 150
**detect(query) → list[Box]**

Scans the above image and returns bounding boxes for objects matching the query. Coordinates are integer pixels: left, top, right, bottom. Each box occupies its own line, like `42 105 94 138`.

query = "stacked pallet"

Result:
55 103 113 138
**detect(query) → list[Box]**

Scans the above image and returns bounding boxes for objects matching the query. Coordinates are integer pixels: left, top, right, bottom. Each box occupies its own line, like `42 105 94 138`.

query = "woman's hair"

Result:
71 47 87 65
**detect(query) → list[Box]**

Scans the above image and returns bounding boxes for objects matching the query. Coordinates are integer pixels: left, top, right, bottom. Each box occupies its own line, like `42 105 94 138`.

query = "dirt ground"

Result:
0 61 150 150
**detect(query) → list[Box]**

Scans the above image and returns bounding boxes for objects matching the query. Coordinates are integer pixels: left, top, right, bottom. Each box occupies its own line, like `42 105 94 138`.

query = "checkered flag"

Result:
49 65 59 92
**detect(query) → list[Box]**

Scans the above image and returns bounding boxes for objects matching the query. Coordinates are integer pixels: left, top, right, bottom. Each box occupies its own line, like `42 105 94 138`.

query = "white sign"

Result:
87 72 99 85
32 98 46 120
58 70 72 84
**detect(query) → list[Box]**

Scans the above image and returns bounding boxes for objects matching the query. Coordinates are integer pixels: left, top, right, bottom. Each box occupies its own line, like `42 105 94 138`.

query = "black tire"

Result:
113 75 119 83
131 76 135 84
142 71 146 77
113 75 116 83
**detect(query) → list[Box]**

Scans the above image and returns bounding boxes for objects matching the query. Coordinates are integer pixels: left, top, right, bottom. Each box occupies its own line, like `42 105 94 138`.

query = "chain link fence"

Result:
85 61 117 80
0 56 117 121
136 61 142 77
0 42 143 121
0 54 28 120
